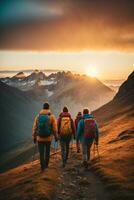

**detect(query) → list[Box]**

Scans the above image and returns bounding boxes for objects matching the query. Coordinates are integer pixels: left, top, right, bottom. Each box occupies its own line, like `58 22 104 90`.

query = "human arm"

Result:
76 119 83 141
51 115 58 141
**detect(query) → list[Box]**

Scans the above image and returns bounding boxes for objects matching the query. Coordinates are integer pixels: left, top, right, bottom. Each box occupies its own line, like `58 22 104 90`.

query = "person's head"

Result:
77 112 82 116
43 102 50 110
83 108 89 115
63 106 68 113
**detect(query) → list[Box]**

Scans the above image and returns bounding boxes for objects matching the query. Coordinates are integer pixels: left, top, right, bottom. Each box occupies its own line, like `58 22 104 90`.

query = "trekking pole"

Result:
71 138 74 153
32 143 37 163
93 142 96 159
96 144 100 161
93 142 100 161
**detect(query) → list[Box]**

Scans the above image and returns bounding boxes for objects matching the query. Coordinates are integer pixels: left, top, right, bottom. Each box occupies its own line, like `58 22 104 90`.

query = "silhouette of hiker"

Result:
77 108 99 168
58 106 76 168
32 103 58 172
75 112 83 153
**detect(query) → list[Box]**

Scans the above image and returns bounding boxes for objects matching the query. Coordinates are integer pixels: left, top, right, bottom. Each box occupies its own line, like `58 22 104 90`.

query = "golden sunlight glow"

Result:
86 67 99 78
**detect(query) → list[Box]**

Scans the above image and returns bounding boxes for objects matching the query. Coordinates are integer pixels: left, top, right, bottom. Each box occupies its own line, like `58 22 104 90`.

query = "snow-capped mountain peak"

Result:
13 72 26 79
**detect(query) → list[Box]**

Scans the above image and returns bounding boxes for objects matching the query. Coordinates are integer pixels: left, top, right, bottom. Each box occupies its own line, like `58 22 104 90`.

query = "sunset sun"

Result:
86 67 99 78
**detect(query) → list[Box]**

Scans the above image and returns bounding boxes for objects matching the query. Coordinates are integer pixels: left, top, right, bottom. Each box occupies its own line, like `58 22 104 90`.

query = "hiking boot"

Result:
83 161 88 169
62 161 66 168
45 164 48 169
40 168 45 173
77 149 80 153
40 164 48 173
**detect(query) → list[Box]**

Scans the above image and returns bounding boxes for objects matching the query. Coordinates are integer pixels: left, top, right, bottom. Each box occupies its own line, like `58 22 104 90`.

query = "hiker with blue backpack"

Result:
32 103 58 172
58 107 76 168
77 108 99 168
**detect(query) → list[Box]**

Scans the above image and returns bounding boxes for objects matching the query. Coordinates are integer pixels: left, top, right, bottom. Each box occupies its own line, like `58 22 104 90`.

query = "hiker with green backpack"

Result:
77 108 99 168
58 107 76 168
32 103 58 172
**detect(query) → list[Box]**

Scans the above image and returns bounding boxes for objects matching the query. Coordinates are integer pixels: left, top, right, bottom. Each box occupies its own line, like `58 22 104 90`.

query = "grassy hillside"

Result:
0 159 59 200
0 81 41 154
93 71 134 199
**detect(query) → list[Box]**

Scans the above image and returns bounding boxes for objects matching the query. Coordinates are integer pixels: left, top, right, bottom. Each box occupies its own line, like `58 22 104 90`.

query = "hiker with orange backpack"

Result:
58 107 76 168
75 112 83 153
32 103 58 172
77 108 99 168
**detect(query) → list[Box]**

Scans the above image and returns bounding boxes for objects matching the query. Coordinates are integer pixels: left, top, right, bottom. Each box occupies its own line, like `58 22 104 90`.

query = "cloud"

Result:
0 0 134 51
0 0 64 25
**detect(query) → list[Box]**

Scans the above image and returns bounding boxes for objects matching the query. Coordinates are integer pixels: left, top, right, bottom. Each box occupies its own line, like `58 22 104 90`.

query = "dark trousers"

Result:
82 140 94 162
76 139 81 152
38 141 51 170
60 136 71 163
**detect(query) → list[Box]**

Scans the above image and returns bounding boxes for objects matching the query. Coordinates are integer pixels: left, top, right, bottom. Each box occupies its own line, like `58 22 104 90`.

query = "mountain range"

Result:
1 70 115 114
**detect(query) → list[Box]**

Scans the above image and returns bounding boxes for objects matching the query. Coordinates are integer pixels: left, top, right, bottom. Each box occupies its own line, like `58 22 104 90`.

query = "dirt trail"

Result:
0 147 111 200
55 149 110 200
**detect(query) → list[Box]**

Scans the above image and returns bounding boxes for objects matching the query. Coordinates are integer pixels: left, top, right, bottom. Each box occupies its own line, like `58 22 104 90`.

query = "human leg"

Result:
38 142 45 171
82 142 88 168
82 142 87 162
87 140 94 162
60 139 66 167
66 139 70 162
76 139 80 153
45 142 51 168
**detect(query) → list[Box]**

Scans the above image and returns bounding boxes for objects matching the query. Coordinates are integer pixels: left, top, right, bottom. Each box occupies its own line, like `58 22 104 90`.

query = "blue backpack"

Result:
37 114 51 137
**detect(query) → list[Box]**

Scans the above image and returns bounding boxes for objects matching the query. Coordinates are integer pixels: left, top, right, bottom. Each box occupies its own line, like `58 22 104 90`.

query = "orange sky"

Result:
0 0 134 79
0 50 134 80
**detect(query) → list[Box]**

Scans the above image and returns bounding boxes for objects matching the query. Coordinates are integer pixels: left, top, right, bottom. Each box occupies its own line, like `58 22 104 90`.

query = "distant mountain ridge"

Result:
12 72 26 79
48 71 115 114
93 70 134 125
0 70 115 113
113 71 134 104
23 70 46 82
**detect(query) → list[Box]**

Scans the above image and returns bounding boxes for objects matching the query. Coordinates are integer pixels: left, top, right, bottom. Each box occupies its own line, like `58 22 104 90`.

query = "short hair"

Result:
83 108 89 114
78 112 82 115
63 106 68 112
43 102 50 109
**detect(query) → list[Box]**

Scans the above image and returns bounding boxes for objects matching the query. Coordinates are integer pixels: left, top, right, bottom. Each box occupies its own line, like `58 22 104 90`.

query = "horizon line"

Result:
0 69 127 81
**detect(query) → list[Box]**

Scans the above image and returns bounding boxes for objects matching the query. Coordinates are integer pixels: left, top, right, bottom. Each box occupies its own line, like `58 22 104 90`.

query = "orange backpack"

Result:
60 117 72 135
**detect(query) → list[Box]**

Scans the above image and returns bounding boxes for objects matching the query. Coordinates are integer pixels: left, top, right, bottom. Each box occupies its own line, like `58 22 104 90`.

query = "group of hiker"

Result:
32 102 99 172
